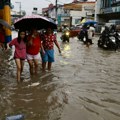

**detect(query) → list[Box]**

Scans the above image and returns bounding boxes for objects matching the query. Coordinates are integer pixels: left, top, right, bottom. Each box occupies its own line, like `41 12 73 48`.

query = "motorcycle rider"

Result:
101 26 110 46
110 24 120 48
61 24 70 42
109 24 116 33
78 25 87 42
62 24 69 33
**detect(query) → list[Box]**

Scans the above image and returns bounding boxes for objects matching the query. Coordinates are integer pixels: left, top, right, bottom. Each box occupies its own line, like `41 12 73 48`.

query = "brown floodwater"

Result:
0 32 120 120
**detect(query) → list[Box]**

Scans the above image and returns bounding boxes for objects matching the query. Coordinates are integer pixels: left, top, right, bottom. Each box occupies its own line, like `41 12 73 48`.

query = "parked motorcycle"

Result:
61 30 70 42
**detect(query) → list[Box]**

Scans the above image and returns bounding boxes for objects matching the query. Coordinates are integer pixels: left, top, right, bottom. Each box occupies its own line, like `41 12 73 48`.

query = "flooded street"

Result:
0 31 120 120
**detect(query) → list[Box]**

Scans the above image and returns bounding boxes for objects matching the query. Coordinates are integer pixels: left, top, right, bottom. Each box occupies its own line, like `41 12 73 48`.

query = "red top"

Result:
27 35 41 55
0 32 5 43
9 38 26 59
43 34 56 50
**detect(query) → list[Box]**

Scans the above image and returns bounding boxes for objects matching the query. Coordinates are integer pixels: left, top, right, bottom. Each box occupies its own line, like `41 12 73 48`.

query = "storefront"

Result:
96 0 120 22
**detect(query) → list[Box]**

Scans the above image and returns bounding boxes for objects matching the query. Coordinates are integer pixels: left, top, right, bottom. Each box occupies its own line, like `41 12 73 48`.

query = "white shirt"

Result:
88 26 95 39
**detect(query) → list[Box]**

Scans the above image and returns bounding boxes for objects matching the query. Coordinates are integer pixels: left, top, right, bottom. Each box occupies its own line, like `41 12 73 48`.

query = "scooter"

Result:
61 31 70 42
77 30 85 42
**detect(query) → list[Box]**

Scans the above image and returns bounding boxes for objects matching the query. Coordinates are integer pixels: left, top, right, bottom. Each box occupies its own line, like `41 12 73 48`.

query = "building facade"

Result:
42 1 95 28
64 1 95 26
42 4 70 28
95 0 120 23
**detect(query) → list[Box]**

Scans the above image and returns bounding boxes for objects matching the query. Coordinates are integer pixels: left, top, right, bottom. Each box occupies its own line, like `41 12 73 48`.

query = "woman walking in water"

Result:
26 28 43 75
7 30 27 82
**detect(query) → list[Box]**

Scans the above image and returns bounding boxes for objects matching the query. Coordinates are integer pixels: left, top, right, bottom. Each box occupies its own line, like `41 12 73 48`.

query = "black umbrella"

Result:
0 19 11 30
14 14 57 30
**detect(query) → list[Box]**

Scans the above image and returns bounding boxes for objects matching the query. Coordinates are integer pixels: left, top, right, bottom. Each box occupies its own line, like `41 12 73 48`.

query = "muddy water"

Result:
0 32 120 120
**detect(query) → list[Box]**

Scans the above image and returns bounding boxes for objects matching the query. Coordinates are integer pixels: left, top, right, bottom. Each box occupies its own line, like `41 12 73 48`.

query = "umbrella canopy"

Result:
80 18 86 24
14 14 57 30
0 19 11 30
84 20 97 25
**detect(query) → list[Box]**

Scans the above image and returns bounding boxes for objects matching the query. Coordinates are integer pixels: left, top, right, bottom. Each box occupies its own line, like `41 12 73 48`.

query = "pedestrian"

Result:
78 25 88 42
86 23 95 47
41 27 61 71
27 28 43 75
0 24 5 49
7 30 27 82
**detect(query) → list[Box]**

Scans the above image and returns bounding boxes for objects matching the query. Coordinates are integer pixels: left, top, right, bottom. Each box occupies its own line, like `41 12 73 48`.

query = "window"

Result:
101 0 111 8
111 0 120 6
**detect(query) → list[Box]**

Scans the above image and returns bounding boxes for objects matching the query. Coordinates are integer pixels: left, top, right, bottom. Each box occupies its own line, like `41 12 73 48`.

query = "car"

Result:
69 26 81 37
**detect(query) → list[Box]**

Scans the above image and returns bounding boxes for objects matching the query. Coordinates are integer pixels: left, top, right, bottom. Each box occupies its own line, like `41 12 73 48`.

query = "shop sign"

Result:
84 6 94 11
100 6 120 14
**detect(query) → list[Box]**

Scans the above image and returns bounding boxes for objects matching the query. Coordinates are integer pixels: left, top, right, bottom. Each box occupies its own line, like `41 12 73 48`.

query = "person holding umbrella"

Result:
41 27 61 71
26 28 43 75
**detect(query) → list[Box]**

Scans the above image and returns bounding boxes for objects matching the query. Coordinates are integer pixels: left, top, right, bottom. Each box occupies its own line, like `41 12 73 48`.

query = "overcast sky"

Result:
11 0 95 14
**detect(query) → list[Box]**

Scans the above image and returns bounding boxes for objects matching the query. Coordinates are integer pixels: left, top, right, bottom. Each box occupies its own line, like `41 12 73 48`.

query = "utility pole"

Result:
3 0 12 42
55 0 57 24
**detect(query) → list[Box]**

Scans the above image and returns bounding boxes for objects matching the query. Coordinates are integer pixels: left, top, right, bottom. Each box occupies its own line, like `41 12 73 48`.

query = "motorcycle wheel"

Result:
67 38 69 42
107 42 117 51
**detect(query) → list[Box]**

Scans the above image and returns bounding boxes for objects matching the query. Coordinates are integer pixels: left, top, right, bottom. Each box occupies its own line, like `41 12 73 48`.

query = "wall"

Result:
70 3 95 25
70 11 82 25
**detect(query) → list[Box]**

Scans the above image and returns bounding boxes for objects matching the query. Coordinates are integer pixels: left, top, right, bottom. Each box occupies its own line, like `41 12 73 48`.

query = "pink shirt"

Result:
9 38 26 59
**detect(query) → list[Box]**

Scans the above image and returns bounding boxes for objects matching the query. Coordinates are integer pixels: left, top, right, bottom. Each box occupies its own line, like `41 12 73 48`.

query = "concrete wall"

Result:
70 3 95 25
70 11 82 25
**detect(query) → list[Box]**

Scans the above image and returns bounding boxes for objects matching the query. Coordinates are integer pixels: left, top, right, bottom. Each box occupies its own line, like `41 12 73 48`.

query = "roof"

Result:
42 4 63 12
64 1 95 10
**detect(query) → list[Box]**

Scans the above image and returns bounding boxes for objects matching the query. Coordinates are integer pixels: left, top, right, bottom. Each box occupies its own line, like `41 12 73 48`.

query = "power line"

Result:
44 0 53 3
44 0 65 5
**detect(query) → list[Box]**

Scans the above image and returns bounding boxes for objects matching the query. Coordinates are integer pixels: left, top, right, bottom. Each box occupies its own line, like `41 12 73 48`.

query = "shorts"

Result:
41 49 54 63
14 57 25 60
27 53 40 60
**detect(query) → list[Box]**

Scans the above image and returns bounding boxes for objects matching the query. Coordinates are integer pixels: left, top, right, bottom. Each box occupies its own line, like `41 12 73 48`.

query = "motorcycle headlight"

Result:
66 32 70 36
112 39 116 42
110 37 116 42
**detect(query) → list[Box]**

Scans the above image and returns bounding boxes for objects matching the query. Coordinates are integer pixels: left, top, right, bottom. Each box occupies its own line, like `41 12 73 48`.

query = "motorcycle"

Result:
78 30 89 46
61 30 70 42
77 30 85 41
98 32 118 50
